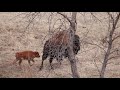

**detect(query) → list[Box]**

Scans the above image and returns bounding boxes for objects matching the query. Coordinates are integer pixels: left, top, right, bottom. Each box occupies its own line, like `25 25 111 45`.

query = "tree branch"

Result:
57 12 72 26
25 13 39 29
108 55 120 60
112 34 120 42
86 42 106 53
110 49 119 55
90 12 102 23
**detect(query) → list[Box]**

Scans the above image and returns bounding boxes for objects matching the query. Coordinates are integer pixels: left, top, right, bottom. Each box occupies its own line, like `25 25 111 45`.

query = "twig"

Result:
112 34 120 42
57 12 72 26
108 55 120 60
25 13 39 29
9 12 27 21
90 12 102 23
86 42 106 53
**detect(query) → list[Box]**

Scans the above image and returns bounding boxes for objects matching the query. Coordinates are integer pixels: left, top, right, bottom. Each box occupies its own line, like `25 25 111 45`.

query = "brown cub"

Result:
14 51 40 66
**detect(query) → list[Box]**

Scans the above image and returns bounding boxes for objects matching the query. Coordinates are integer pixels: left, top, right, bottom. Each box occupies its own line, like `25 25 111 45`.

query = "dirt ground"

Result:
0 12 120 78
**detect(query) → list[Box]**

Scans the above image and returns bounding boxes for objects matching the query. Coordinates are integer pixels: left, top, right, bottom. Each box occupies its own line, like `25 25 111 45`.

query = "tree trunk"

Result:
68 12 80 78
68 45 79 78
100 43 112 78
57 12 79 78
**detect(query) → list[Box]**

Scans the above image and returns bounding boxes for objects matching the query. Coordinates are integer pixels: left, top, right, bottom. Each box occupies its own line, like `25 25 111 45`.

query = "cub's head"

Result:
34 52 40 58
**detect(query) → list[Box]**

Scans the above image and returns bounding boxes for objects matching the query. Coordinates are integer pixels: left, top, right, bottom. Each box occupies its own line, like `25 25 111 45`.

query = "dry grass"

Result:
0 12 120 78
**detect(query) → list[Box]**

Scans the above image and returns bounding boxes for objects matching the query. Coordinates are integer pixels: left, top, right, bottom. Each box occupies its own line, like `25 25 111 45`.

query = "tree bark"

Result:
57 12 79 78
68 12 80 78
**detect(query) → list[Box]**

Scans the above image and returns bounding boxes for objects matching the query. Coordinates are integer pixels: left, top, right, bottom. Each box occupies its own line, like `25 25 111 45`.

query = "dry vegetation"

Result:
0 12 120 78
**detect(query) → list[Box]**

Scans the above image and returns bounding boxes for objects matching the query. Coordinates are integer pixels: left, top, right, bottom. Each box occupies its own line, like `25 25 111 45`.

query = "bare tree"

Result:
57 12 79 78
100 12 120 78
79 12 120 78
